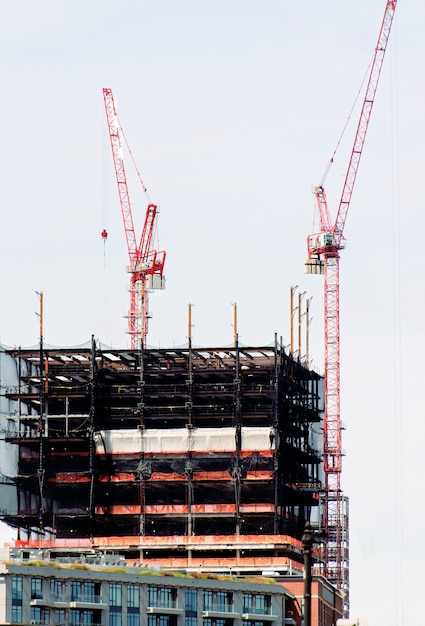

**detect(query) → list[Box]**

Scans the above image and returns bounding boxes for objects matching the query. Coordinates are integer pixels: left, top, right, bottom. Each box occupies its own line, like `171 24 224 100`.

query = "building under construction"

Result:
0 337 323 575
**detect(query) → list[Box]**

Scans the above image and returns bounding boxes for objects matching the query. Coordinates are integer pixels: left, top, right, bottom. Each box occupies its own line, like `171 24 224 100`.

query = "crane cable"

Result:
100 119 111 345
389 25 404 626
118 116 163 252
319 49 376 189
118 114 153 203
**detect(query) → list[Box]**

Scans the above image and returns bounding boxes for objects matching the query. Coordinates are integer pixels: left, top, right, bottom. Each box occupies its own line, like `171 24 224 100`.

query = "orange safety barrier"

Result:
15 534 323 558
15 534 321 558
128 556 299 569
192 471 233 481
95 503 277 515
245 470 273 480
149 472 186 482
92 534 304 549
240 504 275 513
99 473 136 482
51 473 90 483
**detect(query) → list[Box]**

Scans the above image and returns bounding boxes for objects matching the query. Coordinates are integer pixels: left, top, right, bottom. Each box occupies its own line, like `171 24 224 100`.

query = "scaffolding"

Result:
3 338 324 574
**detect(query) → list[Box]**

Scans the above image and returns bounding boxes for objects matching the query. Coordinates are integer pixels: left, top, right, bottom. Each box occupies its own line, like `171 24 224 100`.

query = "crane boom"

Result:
103 88 138 265
334 1 397 245
305 1 397 616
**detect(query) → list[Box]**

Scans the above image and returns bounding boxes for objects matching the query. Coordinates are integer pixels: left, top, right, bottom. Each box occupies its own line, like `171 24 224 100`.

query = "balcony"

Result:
242 612 278 622
202 604 240 620
32 595 107 609
146 604 183 616
69 595 107 609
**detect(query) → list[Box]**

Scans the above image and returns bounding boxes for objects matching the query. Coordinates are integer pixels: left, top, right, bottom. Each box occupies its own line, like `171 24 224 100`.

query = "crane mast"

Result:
305 1 397 615
103 88 166 349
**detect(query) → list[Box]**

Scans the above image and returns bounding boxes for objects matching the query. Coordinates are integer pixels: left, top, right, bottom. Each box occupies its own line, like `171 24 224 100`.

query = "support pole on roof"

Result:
138 337 146 538
273 334 280 534
233 335 242 537
89 335 96 539
36 291 45 537
186 304 194 539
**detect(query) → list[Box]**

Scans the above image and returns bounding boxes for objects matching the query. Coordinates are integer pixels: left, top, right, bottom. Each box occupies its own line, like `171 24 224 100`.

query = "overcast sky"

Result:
1 1 423 624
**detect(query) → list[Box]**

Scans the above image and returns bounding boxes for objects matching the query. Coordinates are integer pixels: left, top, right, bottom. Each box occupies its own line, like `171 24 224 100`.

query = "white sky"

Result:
0 1 423 624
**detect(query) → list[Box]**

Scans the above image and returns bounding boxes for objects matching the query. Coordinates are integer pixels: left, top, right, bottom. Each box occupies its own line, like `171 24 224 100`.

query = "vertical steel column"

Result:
37 292 45 536
186 304 194 538
273 335 280 534
138 340 146 537
89 335 96 539
233 336 242 536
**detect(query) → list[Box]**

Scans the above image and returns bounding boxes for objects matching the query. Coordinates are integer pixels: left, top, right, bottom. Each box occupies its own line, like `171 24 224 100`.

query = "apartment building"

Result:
0 554 300 626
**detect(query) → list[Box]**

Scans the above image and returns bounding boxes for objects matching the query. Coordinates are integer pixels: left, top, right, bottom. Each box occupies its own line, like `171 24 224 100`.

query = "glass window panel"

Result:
110 583 122 607
31 578 43 600
71 581 81 602
203 591 213 611
70 609 79 626
185 589 197 613
127 613 140 626
128 585 140 609
110 611 122 626
12 605 22 624
12 576 23 602
243 593 253 613
83 582 95 602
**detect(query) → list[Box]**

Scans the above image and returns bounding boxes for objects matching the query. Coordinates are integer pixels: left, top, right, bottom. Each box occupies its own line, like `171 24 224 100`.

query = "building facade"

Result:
0 555 299 626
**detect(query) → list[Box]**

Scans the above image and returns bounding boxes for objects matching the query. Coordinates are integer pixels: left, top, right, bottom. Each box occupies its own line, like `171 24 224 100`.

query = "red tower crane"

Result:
102 88 166 349
305 1 397 615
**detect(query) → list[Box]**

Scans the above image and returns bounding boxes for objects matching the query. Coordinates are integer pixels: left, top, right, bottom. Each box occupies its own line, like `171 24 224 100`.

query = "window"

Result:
203 590 232 613
31 607 50 625
127 613 140 626
82 610 93 626
69 609 95 626
71 581 81 602
243 593 271 615
12 576 22 602
128 585 140 609
202 620 226 626
216 592 232 612
147 617 170 626
185 619 197 626
70 609 80 626
11 605 22 624
110 583 122 607
83 582 95 603
110 583 122 626
55 609 66 626
51 579 64 601
31 578 43 600
185 589 197 614
110 613 122 626
202 591 213 611
243 594 252 613
147 587 176 609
